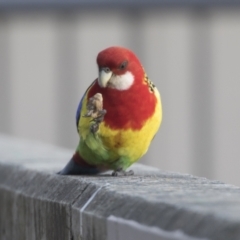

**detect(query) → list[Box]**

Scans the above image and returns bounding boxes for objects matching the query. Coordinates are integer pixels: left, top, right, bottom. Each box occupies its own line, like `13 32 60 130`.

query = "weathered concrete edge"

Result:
0 161 239 240
0 164 208 240
73 184 239 240
3 135 240 240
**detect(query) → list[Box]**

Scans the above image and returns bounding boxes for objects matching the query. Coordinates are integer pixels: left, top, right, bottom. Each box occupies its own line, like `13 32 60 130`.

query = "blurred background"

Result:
0 1 240 185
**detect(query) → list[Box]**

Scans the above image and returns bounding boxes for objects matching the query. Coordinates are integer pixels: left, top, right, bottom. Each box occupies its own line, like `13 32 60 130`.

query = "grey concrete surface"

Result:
1 134 240 240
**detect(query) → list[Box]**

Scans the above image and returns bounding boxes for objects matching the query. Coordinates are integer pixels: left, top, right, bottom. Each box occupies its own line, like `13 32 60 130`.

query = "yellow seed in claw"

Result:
84 93 104 118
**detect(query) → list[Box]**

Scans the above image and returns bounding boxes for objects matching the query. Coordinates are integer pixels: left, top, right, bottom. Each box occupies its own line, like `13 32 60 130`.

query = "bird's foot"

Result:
83 93 107 134
112 168 134 176
90 109 107 133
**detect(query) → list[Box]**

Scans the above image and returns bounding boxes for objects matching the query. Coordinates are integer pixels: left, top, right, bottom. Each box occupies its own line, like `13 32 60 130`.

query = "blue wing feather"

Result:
76 80 97 131
76 94 85 129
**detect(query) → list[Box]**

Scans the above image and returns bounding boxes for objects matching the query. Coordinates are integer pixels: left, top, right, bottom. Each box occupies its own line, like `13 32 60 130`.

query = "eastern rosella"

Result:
58 46 162 176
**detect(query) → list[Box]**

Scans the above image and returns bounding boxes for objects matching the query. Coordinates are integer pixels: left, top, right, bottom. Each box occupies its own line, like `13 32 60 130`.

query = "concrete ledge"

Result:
1 135 240 240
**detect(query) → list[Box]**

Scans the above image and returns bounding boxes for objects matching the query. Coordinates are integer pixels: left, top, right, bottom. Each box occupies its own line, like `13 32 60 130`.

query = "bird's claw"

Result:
83 93 106 134
112 169 134 176
90 109 107 134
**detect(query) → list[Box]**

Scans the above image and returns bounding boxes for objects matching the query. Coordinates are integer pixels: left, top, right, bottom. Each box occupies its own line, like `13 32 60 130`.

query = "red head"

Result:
96 46 144 90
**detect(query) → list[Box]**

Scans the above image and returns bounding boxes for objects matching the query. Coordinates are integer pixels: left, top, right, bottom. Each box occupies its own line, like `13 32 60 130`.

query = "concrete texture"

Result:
1 135 240 240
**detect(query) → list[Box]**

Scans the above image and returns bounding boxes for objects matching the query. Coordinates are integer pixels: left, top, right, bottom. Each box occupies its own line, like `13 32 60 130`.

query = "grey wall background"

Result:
0 5 240 185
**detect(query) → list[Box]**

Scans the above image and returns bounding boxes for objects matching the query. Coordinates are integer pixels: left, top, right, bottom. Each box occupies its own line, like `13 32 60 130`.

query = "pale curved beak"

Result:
98 68 112 88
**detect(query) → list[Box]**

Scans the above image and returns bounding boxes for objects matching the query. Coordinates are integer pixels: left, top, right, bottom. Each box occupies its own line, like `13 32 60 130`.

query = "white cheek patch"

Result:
108 71 134 90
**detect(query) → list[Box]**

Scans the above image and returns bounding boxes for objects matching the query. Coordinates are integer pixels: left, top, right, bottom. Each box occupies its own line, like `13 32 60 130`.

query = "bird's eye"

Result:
105 67 110 73
99 67 110 73
119 61 128 70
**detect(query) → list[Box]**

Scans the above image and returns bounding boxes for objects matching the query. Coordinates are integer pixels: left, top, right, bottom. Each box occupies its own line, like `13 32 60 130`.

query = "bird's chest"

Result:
87 80 156 131
101 92 153 131
99 123 139 156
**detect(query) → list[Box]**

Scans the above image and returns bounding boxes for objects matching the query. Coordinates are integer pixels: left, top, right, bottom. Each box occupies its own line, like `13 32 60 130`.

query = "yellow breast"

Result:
99 87 162 163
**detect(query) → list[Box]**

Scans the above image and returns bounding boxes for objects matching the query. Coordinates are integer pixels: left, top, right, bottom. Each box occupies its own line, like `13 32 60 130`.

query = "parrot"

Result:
58 46 162 176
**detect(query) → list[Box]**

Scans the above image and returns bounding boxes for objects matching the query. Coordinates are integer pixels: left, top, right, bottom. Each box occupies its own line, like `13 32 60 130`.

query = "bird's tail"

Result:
57 152 101 175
